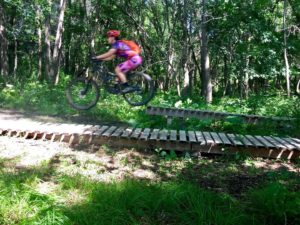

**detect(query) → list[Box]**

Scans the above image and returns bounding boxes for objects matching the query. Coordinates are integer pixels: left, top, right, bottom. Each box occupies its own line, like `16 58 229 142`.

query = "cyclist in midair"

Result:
92 30 142 93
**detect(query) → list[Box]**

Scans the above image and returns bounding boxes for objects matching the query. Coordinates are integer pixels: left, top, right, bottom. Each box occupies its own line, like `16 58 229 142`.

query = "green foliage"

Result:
246 182 300 225
2 0 300 99
156 149 178 160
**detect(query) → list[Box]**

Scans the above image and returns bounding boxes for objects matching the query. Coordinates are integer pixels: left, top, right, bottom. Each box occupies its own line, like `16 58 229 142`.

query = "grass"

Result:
1 150 300 225
65 179 246 225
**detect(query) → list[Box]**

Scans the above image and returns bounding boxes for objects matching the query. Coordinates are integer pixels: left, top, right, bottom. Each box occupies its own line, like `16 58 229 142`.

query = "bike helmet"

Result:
107 30 120 37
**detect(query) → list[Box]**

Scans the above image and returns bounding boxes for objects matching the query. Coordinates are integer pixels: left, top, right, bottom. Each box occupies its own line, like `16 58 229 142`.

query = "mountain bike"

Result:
65 59 155 110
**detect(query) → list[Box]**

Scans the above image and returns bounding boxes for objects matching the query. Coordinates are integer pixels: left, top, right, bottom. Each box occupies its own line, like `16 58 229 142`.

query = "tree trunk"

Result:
165 48 175 92
223 54 228 96
0 4 9 78
44 5 52 82
13 38 18 79
244 54 250 99
182 59 190 98
200 0 212 103
181 0 191 98
52 0 67 85
296 79 300 94
37 6 43 80
176 74 181 97
283 0 291 97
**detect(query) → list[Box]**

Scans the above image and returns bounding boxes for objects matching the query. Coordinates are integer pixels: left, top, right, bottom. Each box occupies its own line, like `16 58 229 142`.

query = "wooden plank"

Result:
82 125 100 135
213 111 223 119
150 107 158 115
93 125 109 136
165 108 172 116
161 108 167 117
239 135 255 147
179 109 185 118
195 131 206 144
272 137 296 150
7 130 13 137
226 134 243 146
263 136 286 149
159 129 168 141
292 138 300 144
111 127 126 137
130 128 142 139
149 129 159 140
51 133 60 142
174 109 181 117
194 110 202 119
202 132 214 144
203 110 212 119
188 109 196 117
210 132 223 144
15 131 21 137
245 135 265 147
140 128 151 140
165 108 173 117
179 130 187 142
102 126 117 137
170 130 177 142
121 127 134 138
255 136 276 148
147 106 154 114
218 133 232 145
201 111 211 119
83 129 93 136
33 132 39 140
282 138 300 150
184 109 190 117
188 131 197 143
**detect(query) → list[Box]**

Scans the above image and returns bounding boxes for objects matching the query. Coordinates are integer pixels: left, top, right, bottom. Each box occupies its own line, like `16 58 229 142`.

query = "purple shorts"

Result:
118 55 142 73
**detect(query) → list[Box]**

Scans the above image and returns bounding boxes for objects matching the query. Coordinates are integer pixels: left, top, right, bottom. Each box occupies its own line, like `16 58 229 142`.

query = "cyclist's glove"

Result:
91 57 101 62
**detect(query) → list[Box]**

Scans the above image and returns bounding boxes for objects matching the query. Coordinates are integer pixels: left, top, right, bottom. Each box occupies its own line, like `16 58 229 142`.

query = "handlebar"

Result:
91 57 102 63
90 58 105 74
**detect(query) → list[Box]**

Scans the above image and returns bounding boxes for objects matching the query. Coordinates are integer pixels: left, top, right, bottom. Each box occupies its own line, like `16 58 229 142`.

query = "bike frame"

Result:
90 60 113 83
66 59 155 109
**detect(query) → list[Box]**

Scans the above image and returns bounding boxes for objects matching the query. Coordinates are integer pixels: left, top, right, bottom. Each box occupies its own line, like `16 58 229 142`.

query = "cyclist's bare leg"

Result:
115 66 127 83
115 65 135 93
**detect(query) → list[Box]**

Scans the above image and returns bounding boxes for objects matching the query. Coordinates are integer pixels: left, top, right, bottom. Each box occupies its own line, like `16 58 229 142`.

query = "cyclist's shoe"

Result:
121 85 136 94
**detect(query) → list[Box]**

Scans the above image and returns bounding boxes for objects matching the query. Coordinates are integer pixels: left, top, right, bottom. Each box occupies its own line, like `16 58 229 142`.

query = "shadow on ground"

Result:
1 147 300 225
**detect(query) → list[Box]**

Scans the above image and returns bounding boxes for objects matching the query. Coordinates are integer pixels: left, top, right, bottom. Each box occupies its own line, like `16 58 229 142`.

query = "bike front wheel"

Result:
123 72 155 106
65 77 100 110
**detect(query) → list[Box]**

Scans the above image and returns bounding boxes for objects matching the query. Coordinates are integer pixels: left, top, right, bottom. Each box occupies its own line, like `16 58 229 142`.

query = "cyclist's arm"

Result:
95 49 117 60
102 55 116 61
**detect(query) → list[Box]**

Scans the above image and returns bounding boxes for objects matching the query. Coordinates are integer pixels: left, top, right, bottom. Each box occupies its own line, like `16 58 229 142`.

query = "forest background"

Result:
0 0 299 134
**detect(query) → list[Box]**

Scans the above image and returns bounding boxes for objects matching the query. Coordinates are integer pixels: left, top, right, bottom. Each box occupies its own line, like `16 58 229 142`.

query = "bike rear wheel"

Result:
123 72 155 106
65 77 100 110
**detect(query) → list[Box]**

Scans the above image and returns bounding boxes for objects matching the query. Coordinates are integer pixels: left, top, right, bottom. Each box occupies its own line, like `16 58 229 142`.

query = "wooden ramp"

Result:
0 117 299 159
146 106 296 124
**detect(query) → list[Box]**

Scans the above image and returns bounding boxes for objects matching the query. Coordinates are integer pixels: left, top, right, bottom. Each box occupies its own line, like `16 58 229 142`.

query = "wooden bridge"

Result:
0 114 299 160
146 106 296 124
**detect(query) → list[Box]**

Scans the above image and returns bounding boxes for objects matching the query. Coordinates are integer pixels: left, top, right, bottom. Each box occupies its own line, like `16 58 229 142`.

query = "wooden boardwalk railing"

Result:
0 117 299 159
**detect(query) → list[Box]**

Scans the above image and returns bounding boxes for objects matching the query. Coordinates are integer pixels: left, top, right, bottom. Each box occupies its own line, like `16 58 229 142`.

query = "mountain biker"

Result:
92 30 142 93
